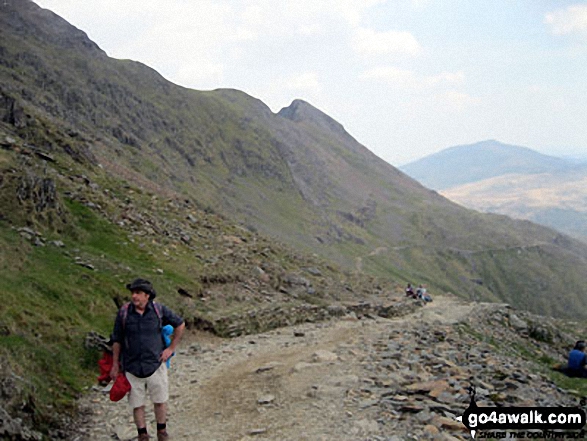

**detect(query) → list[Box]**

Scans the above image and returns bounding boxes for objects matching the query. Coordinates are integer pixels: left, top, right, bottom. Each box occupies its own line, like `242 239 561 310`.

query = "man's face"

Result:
131 290 150 310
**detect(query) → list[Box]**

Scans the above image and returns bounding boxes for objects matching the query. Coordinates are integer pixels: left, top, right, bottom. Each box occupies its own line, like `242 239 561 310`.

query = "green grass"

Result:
0 197 181 428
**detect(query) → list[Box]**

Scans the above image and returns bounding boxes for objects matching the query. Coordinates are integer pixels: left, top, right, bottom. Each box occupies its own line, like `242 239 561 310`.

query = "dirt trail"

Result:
354 247 388 272
74 295 476 440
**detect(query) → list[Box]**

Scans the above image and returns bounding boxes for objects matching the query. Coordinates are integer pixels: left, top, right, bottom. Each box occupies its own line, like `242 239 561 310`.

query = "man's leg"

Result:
127 372 149 438
133 406 146 427
148 365 169 439
133 406 148 434
154 402 166 424
154 403 168 440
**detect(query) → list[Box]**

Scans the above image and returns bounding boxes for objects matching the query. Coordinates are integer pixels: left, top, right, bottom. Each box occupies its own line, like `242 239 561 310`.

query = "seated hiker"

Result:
405 283 416 298
567 341 587 378
417 284 432 302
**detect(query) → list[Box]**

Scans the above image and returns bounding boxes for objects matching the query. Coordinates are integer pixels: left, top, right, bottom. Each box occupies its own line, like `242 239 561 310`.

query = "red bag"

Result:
97 352 113 384
109 373 131 402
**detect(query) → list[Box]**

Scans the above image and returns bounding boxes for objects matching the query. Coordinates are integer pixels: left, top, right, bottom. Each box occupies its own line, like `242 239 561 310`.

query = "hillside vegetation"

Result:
0 135 394 435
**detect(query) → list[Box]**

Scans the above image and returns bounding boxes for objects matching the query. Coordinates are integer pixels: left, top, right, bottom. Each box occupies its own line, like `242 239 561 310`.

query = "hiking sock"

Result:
138 427 148 435
157 423 167 432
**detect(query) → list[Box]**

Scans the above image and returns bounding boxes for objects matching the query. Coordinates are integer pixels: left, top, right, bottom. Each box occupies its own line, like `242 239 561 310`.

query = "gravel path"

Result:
70 296 481 441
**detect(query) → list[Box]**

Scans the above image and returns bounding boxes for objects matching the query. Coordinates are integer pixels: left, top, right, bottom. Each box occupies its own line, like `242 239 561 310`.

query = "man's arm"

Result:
160 322 185 362
110 342 121 379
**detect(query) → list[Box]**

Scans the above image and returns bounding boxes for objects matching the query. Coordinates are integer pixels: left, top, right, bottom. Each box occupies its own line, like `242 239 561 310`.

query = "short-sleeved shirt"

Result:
568 349 587 370
112 301 184 378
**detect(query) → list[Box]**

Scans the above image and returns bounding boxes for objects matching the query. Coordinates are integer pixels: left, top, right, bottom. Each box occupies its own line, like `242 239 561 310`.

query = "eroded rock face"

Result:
0 405 42 441
17 173 59 213
0 93 28 128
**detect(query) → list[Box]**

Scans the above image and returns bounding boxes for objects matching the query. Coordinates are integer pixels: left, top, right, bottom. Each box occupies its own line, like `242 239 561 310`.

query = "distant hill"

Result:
400 140 570 190
560 154 587 164
401 140 587 241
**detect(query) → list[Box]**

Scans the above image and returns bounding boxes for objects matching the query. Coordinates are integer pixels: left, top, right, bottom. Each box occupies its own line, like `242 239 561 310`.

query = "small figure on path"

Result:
405 283 416 298
110 278 186 441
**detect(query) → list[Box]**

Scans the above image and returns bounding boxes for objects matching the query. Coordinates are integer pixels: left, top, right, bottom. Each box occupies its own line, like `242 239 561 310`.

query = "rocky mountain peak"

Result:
278 99 347 137
2 0 105 57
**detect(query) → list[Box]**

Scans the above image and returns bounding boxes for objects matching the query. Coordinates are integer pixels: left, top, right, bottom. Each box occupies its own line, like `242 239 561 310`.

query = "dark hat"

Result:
126 278 156 299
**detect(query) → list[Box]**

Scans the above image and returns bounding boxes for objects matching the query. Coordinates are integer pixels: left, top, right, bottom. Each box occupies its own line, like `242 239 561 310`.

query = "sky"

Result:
34 0 587 166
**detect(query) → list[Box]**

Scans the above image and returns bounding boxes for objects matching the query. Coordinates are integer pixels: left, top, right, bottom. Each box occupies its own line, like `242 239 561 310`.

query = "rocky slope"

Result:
3 2 587 439
70 295 585 441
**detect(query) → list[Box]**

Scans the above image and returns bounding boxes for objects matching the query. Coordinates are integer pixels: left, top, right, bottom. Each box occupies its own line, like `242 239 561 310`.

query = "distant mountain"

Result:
559 154 587 164
401 140 587 241
400 140 570 190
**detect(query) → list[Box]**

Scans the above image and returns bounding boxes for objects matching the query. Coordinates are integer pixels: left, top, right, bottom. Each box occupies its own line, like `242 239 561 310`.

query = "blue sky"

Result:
34 0 587 165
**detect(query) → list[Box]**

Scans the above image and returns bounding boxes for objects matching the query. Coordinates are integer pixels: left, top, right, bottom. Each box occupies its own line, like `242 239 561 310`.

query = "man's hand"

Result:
160 347 174 362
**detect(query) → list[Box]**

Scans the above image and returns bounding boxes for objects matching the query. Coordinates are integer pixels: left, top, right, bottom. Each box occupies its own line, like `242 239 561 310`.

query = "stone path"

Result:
71 295 578 440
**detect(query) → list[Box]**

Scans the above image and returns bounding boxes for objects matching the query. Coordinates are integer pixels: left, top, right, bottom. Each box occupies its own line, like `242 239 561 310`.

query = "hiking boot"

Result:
137 434 150 441
157 430 169 441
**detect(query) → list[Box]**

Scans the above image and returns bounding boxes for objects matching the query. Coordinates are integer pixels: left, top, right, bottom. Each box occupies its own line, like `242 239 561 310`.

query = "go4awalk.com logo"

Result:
455 386 587 438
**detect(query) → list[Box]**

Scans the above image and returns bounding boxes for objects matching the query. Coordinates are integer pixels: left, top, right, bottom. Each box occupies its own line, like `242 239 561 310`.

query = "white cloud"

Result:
545 5 587 35
425 71 465 87
252 72 324 112
352 27 422 57
175 63 225 88
273 72 322 94
436 90 481 111
360 66 419 87
360 66 464 89
410 0 432 9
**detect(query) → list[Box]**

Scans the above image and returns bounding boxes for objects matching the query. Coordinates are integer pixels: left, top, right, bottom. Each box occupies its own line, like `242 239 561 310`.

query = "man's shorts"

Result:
126 363 168 409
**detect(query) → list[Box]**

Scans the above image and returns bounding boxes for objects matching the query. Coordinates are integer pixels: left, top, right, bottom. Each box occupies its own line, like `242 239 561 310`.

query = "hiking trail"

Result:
71 296 529 441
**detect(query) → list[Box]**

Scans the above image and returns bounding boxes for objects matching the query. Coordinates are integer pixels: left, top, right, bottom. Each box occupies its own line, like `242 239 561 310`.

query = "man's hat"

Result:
126 278 156 299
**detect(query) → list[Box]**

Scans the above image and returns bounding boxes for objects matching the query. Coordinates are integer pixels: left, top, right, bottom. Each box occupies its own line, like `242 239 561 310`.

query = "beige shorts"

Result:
126 363 168 409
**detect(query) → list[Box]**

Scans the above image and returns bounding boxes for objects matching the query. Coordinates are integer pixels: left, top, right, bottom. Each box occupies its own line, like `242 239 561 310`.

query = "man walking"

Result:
110 278 185 441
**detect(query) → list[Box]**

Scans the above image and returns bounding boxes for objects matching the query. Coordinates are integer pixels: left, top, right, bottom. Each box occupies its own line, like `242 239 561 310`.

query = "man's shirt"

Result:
112 301 184 378
568 349 587 370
